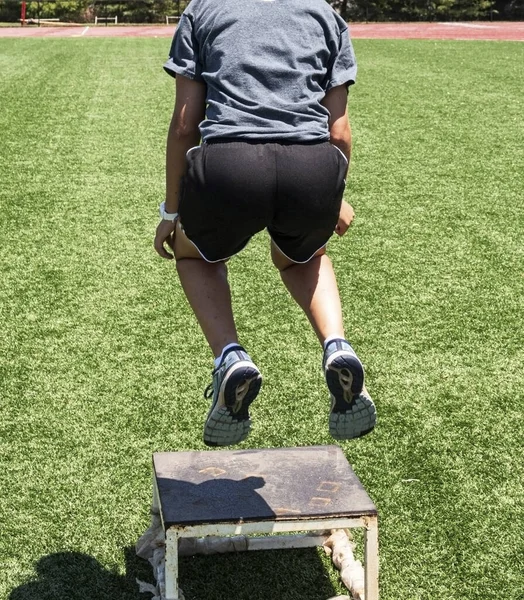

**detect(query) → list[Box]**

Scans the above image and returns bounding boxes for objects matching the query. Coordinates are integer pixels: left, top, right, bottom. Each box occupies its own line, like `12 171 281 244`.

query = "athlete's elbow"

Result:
168 110 199 140
329 119 351 144
329 121 351 154
172 121 200 140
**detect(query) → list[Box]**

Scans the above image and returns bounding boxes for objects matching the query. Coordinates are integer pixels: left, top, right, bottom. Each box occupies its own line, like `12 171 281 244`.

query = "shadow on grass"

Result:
8 547 151 600
179 547 340 600
9 545 340 600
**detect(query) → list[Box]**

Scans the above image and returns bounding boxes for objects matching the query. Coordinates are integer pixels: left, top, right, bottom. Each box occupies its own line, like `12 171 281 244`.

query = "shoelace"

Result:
204 382 214 399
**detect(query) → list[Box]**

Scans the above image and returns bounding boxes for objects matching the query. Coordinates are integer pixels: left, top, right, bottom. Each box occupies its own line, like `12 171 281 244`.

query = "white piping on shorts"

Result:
270 237 328 265
332 145 349 165
185 145 201 158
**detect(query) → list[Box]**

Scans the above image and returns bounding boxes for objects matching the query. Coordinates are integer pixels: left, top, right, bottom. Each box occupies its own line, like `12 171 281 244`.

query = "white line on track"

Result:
72 26 89 37
438 22 495 28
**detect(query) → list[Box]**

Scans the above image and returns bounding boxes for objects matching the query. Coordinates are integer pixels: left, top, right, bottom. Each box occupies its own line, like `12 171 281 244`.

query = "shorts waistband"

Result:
205 137 327 146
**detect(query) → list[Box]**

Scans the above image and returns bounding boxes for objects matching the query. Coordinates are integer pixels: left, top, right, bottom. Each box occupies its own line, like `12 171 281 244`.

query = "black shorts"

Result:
178 140 348 263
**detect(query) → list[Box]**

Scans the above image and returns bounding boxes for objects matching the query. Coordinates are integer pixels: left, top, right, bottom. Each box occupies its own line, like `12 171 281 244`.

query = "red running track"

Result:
1 21 523 41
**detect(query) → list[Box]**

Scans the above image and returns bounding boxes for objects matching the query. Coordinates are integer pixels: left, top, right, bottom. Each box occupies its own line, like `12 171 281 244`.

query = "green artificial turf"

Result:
0 38 523 600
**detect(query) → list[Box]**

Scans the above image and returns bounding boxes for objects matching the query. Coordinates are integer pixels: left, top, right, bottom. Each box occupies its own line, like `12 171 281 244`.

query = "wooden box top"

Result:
154 445 377 528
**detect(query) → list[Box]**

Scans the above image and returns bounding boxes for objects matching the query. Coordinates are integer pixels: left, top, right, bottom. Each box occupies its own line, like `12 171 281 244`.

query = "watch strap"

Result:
159 201 179 222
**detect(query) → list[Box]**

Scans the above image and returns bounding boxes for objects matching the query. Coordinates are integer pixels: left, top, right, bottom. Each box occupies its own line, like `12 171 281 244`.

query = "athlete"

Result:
154 0 376 446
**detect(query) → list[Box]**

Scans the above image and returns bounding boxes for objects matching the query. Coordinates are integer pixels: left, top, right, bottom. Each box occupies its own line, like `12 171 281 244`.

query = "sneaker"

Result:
203 345 262 447
323 338 376 440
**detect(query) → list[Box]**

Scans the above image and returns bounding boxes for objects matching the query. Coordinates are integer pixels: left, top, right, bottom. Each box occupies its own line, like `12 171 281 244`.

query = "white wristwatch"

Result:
159 201 179 222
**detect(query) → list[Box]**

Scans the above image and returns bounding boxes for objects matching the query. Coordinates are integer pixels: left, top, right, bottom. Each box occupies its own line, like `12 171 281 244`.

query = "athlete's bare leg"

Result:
271 242 345 345
174 222 239 357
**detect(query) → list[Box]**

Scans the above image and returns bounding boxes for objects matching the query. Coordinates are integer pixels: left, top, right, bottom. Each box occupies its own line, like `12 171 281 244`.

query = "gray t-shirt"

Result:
163 0 357 142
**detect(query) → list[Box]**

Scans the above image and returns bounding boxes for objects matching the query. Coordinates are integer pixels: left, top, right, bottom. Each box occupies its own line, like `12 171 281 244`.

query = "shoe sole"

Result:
325 351 364 409
203 362 262 447
325 352 375 440
329 389 377 440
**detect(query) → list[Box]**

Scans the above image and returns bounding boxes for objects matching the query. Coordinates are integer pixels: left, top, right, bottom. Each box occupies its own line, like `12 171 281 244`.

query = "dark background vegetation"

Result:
1 0 523 24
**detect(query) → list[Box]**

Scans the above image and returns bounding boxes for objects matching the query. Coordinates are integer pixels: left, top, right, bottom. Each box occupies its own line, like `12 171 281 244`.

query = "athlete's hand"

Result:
335 201 355 236
154 219 176 260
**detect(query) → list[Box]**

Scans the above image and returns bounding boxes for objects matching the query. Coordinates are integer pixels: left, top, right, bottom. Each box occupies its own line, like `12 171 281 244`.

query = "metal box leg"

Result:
165 529 180 600
364 516 379 600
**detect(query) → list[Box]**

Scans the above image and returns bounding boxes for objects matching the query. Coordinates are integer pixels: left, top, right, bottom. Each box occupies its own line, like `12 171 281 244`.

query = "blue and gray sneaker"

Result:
323 338 376 440
203 345 262 447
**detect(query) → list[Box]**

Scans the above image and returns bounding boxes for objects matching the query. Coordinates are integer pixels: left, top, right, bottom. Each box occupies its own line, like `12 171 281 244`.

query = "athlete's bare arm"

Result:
321 84 352 162
155 75 206 259
321 84 354 236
